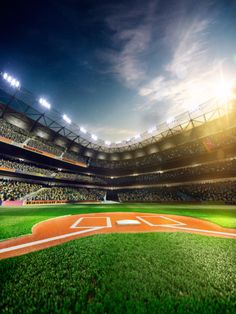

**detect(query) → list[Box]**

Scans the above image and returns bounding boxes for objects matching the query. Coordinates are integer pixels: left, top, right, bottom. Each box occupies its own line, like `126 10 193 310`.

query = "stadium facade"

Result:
0 75 236 205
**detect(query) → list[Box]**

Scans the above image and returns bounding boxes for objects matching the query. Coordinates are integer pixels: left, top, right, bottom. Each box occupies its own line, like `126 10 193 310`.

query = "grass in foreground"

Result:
1 232 236 313
0 203 236 240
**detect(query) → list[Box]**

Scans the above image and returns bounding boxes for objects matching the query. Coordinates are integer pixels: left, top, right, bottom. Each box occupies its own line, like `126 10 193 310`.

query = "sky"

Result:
0 0 236 142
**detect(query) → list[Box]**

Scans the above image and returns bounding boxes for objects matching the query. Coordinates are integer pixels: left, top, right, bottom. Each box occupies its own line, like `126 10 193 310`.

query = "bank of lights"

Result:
39 98 51 110
91 134 97 141
2 72 20 88
62 114 71 124
105 140 111 146
80 126 87 134
166 117 174 125
148 126 157 134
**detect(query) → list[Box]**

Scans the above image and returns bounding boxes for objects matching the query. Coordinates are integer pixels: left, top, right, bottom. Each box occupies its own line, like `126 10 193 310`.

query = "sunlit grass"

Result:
1 232 235 313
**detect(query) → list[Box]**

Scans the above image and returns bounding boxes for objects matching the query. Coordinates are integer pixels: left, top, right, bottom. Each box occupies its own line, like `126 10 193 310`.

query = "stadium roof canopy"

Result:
0 74 232 158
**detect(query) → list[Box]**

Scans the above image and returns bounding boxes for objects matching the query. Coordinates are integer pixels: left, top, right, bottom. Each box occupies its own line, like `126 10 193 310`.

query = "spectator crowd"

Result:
118 181 236 203
1 179 235 203
29 187 105 201
0 179 105 202
0 156 107 184
1 118 236 172
0 179 43 201
0 119 87 164
112 158 236 186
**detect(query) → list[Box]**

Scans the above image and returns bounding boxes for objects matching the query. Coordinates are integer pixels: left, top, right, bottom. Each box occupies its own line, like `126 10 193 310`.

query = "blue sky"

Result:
1 0 236 141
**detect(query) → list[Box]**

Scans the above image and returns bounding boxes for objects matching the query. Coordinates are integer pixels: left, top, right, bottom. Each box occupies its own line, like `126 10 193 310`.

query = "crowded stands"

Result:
27 138 64 156
0 156 107 183
118 181 236 203
1 178 236 203
0 179 105 202
0 119 87 163
90 129 236 169
112 158 236 185
63 150 87 164
0 158 55 176
0 119 28 143
0 179 43 201
28 187 105 201
1 108 236 205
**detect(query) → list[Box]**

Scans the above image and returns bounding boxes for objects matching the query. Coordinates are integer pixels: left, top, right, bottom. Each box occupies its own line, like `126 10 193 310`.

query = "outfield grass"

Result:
1 232 236 313
0 203 236 240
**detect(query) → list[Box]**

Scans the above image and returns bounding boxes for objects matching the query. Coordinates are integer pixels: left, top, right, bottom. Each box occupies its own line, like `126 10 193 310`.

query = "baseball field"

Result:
0 203 236 313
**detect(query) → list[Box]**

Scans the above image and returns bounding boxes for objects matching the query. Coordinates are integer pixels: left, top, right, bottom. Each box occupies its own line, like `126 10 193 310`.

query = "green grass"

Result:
1 204 236 313
0 203 236 240
1 232 236 313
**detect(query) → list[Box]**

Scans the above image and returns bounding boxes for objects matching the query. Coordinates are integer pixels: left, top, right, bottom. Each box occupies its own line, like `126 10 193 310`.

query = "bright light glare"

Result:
116 141 121 144
80 126 87 134
105 140 111 146
148 126 157 134
166 117 174 124
215 78 234 103
135 134 140 139
62 114 71 124
39 98 51 109
189 104 199 112
2 72 20 88
91 134 97 141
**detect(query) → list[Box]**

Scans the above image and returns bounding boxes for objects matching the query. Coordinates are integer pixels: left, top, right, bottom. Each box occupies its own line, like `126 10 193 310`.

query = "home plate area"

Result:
0 212 236 260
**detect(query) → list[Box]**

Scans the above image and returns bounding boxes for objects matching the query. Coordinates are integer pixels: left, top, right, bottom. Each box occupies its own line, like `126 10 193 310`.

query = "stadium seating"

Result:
0 180 43 201
118 181 236 203
28 187 105 201
0 119 87 163
27 138 64 156
63 150 87 164
0 179 105 201
0 119 28 143
0 158 55 176
1 178 235 203
113 158 236 185
1 110 236 205
0 157 107 183
90 130 236 169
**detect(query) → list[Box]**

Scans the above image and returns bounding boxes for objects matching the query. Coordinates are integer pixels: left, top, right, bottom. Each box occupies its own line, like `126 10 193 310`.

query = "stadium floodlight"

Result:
62 114 71 124
80 126 87 134
116 141 121 144
2 72 20 89
126 138 131 142
189 104 199 112
91 134 97 141
148 126 157 134
134 134 141 139
39 98 51 110
105 140 111 146
166 117 174 124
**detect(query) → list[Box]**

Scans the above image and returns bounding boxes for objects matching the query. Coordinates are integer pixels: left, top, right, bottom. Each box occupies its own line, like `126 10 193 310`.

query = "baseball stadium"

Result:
1 1 236 313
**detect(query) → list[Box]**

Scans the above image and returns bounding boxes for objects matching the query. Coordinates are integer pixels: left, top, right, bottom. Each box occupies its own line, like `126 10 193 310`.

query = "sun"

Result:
214 77 234 103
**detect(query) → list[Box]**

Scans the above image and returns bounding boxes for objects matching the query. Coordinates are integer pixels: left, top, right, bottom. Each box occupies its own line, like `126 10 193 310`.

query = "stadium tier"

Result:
0 82 236 205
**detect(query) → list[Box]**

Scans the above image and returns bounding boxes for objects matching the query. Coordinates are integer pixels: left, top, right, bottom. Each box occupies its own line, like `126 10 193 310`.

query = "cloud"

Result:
165 18 211 79
99 1 157 87
136 15 226 119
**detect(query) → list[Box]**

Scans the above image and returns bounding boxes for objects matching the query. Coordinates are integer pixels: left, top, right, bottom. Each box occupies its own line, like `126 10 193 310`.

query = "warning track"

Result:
0 212 236 259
